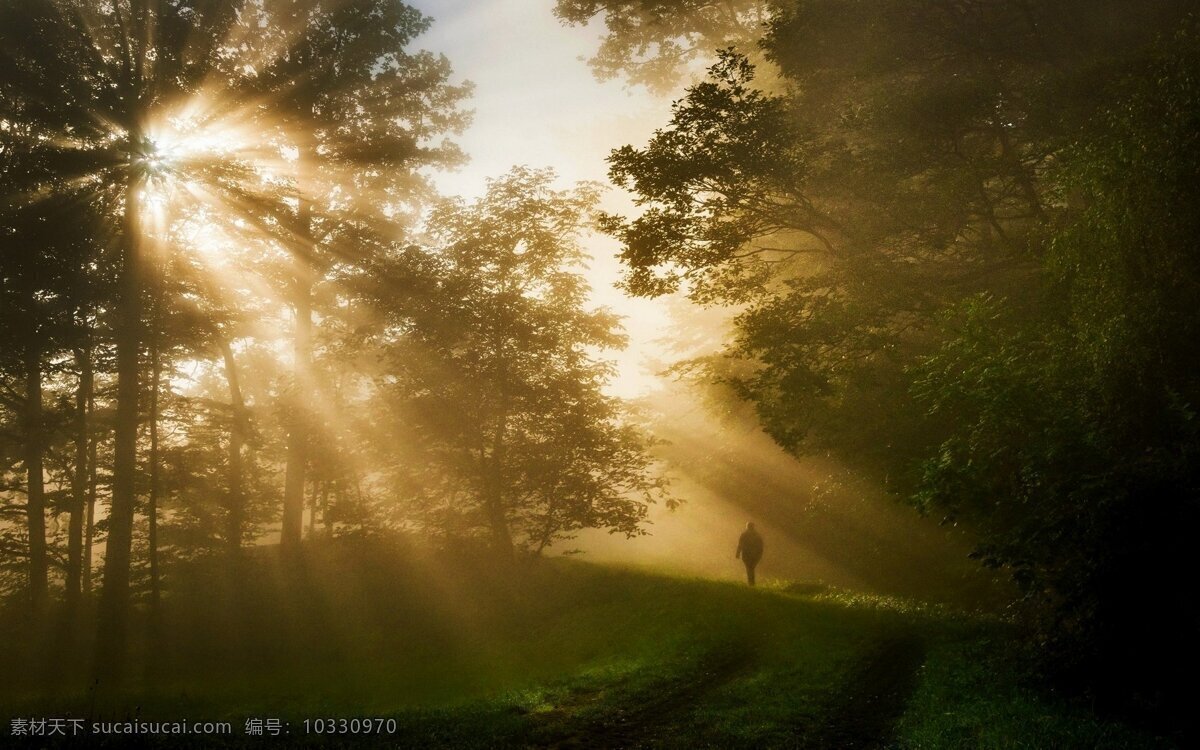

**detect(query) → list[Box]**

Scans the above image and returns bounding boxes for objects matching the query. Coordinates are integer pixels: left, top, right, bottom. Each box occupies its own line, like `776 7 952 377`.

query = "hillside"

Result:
0 539 1172 748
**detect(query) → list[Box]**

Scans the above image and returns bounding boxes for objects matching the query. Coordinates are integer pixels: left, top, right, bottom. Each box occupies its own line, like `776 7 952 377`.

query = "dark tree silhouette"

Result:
601 0 1200 717
0 0 468 682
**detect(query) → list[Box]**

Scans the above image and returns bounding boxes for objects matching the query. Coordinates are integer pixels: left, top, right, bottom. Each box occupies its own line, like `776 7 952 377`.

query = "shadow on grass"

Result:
0 537 1171 749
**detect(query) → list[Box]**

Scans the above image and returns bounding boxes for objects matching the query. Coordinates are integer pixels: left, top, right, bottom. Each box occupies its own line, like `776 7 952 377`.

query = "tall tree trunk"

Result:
82 373 98 598
307 479 317 537
281 196 314 551
485 423 514 558
321 481 332 536
66 340 93 610
95 172 144 684
485 485 515 559
147 312 162 610
487 314 515 559
218 337 246 555
24 339 48 615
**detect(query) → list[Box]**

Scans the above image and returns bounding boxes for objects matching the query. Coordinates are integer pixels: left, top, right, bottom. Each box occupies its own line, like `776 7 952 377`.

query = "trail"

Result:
529 629 926 750
532 644 756 749
803 635 927 749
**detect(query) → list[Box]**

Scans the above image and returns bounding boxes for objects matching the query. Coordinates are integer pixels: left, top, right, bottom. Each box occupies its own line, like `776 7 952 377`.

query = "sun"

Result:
142 100 260 178
129 101 260 223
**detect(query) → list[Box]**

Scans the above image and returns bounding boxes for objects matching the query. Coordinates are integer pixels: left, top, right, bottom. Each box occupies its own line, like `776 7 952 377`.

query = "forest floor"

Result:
0 537 1178 748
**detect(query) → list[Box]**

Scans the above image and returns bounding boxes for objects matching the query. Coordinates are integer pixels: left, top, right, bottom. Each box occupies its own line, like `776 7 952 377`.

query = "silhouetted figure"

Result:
736 522 764 586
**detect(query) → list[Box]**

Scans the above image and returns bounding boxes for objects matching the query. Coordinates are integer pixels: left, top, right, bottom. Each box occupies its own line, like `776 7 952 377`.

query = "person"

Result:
735 522 764 586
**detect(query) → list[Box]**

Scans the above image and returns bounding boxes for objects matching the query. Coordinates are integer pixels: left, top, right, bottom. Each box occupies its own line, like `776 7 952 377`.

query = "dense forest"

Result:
1 0 1197 746
571 0 1200 723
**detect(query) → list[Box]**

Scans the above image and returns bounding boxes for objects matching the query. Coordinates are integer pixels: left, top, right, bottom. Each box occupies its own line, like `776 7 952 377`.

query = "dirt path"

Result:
532 644 755 749
803 635 927 749
530 632 926 750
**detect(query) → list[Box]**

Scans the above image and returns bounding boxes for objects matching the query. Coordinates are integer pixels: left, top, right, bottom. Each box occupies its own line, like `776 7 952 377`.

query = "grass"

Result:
0 536 1177 748
895 635 1177 750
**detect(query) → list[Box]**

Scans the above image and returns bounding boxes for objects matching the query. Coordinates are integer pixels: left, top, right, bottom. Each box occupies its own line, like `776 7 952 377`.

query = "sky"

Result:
407 0 681 397
398 3 833 574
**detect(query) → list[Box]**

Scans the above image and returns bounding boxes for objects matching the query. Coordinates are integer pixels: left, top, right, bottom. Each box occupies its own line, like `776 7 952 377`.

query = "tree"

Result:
0 126 116 617
0 0 251 680
0 0 470 681
377 168 668 556
554 0 768 92
226 0 471 551
602 0 1196 480
601 0 1200 718
913 27 1200 713
602 51 965 480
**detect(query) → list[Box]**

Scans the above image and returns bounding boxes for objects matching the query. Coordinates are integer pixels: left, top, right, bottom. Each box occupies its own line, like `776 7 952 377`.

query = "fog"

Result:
6 0 1188 741
572 380 997 605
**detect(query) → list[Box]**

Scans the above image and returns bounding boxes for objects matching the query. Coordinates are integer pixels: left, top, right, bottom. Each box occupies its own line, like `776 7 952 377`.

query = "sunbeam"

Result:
6 1 1189 743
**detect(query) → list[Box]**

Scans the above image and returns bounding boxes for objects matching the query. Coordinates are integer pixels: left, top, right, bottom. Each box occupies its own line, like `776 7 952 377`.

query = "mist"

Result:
1 0 1195 747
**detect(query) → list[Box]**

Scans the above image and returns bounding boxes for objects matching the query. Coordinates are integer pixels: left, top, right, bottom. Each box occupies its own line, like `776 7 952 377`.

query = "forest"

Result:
1 1 1196 747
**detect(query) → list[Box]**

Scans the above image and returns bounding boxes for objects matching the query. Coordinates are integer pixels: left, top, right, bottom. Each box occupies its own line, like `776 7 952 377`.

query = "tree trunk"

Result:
281 197 314 552
24 339 48 615
82 372 98 598
487 317 515 559
485 486 515 559
66 340 93 610
321 481 332 536
218 337 246 555
485 426 514 558
147 315 162 610
95 172 144 685
281 271 311 549
307 479 317 537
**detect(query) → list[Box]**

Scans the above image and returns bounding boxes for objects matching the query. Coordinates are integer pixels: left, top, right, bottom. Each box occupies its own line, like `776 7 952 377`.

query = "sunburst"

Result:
0 0 470 679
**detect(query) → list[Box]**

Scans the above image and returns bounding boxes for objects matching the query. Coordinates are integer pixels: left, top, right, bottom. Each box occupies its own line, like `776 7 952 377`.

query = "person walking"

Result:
736 522 764 586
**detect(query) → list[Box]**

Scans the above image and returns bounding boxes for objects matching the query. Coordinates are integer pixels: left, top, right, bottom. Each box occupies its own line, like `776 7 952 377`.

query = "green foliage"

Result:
895 635 1175 750
602 0 1200 720
911 26 1200 711
603 51 818 303
602 46 1002 481
910 296 1089 584
604 0 1196 477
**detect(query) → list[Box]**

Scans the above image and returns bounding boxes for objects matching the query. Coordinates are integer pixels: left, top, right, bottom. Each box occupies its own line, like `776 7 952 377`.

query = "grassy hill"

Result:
0 538 1175 748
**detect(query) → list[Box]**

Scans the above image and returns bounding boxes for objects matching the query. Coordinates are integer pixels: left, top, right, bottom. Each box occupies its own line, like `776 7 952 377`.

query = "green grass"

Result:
0 537 1176 748
894 634 1177 750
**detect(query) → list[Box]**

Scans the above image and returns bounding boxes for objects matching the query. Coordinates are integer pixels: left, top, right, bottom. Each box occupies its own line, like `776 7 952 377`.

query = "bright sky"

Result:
409 0 679 397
